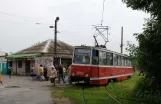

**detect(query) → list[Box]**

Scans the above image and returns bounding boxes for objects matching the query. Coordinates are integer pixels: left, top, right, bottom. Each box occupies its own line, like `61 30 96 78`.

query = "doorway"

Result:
25 60 30 75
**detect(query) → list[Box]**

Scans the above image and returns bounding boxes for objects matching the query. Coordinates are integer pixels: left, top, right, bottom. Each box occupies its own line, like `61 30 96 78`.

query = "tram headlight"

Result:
72 72 75 76
85 74 88 77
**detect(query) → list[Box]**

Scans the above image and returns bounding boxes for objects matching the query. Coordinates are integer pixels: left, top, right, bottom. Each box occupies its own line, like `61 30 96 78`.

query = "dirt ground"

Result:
0 75 54 104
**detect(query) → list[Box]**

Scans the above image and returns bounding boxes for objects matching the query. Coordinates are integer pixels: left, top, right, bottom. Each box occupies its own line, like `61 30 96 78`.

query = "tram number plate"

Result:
77 71 84 75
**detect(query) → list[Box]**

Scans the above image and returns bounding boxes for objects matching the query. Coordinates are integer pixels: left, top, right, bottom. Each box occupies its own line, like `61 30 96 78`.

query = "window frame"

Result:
113 54 118 66
106 52 113 66
99 51 107 65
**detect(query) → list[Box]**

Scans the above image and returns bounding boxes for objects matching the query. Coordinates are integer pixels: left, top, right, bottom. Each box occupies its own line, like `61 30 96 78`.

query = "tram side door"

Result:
91 50 99 80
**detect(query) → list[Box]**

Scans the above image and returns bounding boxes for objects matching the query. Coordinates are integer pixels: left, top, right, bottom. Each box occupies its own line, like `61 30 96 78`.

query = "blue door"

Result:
0 63 1 71
2 63 7 74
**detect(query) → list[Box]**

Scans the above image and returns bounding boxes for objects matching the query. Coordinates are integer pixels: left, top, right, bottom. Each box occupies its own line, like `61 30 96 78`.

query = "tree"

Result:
123 0 161 103
123 0 161 83
125 41 139 70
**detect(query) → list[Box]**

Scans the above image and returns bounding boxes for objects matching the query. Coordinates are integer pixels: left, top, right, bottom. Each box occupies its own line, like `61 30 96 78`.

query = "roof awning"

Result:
7 53 41 59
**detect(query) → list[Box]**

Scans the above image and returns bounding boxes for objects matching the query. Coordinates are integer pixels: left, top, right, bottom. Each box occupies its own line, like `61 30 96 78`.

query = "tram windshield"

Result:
73 48 91 64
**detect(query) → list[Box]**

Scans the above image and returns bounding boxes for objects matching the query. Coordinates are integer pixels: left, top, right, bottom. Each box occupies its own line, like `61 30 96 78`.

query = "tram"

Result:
70 45 133 85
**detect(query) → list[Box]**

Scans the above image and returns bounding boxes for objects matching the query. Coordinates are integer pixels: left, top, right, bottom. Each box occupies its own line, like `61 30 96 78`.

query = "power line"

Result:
0 11 53 25
0 11 93 27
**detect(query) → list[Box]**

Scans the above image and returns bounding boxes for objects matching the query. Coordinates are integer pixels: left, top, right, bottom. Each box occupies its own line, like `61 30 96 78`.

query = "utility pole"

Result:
54 17 59 66
120 27 123 54
50 17 59 66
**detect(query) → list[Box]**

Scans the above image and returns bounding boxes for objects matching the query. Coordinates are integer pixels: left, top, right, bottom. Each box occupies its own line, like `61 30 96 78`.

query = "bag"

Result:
64 76 69 83
50 77 56 83
41 75 45 80
30 72 36 77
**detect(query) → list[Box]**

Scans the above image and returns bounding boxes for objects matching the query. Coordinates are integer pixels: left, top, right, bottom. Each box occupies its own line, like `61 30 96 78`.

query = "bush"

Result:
132 77 161 104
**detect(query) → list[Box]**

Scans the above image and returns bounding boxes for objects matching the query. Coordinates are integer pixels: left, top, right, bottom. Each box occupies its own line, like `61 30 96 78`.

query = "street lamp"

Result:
49 17 60 66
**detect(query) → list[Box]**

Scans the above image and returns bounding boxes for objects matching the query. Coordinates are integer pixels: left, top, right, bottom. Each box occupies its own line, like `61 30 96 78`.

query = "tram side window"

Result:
107 52 113 65
113 54 118 66
92 50 99 65
99 51 107 65
127 59 131 67
129 60 132 67
118 55 122 66
121 56 125 66
125 58 127 66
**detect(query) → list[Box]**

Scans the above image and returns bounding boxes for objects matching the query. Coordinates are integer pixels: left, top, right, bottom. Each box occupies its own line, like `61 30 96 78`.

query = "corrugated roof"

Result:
15 39 74 57
0 51 6 56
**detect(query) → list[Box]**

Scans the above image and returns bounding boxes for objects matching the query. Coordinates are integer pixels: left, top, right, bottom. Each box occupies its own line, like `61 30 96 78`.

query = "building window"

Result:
107 52 113 65
113 54 118 66
18 61 22 68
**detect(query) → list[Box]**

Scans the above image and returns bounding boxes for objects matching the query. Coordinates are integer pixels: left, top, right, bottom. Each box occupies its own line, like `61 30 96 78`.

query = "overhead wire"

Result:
0 11 53 25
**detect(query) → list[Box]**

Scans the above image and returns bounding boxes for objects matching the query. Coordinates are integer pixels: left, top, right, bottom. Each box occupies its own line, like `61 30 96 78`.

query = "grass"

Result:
51 72 144 104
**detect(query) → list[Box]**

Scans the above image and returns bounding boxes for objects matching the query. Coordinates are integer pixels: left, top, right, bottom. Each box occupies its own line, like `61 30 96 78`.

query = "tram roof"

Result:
74 46 128 57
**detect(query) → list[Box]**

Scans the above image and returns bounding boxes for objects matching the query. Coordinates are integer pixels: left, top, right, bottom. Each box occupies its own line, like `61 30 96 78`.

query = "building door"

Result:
0 63 1 70
2 63 7 74
25 60 30 74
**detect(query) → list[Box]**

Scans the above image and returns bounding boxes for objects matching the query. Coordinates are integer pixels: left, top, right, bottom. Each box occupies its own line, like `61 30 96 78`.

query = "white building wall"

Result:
12 60 26 75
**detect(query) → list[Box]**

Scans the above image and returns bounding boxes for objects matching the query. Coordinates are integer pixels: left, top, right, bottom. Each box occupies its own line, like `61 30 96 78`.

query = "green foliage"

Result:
123 0 161 103
133 77 161 104
122 0 161 18
125 41 139 70
125 41 138 59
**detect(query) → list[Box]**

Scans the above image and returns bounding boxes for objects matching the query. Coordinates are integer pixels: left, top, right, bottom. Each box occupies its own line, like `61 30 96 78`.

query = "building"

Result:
0 51 8 74
7 39 74 75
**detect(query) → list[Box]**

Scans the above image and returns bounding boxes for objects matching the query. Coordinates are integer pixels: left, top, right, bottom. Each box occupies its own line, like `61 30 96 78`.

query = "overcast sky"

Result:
0 0 149 54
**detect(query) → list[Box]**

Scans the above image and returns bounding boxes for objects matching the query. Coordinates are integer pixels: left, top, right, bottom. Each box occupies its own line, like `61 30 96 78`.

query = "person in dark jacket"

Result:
8 66 12 78
43 66 48 81
58 64 65 84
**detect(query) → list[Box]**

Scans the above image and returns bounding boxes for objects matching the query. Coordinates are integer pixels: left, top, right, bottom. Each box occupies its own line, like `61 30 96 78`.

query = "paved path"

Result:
0 75 53 104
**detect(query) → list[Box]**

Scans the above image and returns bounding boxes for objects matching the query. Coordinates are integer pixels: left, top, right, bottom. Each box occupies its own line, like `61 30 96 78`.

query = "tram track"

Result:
81 83 121 104
105 87 122 104
81 84 87 104
80 82 144 104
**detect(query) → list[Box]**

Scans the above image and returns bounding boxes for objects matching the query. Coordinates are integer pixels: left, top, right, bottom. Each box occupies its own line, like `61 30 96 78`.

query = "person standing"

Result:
68 65 72 84
58 64 65 84
50 66 57 86
43 66 48 81
8 66 12 79
39 65 44 81
63 67 66 78
30 66 36 80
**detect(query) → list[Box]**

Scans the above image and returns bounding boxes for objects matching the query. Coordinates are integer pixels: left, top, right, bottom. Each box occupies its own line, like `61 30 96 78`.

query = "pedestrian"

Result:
63 66 66 78
30 66 36 80
44 66 48 81
39 64 44 81
50 66 57 86
58 64 65 84
8 66 12 78
68 65 72 84
0 69 3 85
